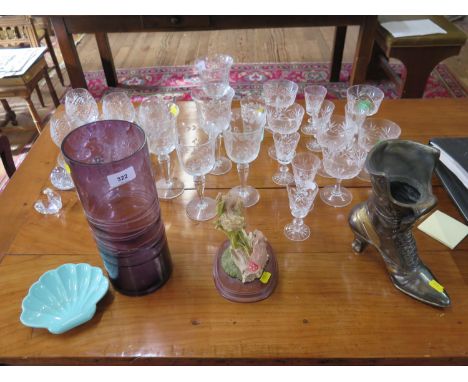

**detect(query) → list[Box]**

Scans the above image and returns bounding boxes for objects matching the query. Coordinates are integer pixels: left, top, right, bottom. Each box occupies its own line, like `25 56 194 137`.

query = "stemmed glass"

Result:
64 88 99 128
176 122 216 221
357 118 401 181
49 113 74 190
240 95 266 140
102 92 136 122
320 144 367 208
138 96 185 200
262 79 299 160
301 85 327 149
224 109 265 207
284 182 319 241
346 85 384 116
291 152 321 189
272 132 301 186
192 86 235 176
194 53 234 99
303 99 335 153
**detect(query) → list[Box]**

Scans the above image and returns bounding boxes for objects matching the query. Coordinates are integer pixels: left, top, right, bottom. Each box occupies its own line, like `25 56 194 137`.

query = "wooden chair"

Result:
0 15 65 86
0 134 16 178
366 16 467 98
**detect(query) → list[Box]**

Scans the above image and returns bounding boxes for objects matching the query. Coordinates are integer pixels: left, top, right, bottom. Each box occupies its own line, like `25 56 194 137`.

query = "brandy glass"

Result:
284 182 319 241
192 86 235 176
64 88 99 128
102 92 136 122
194 53 234 99
176 122 216 221
138 96 185 200
224 109 265 207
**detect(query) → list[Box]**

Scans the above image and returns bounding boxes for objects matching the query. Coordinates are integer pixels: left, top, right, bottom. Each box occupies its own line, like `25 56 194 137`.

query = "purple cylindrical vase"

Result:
62 120 172 296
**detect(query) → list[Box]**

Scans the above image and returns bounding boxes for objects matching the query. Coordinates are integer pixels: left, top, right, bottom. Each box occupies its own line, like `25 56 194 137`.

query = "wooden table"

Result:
50 15 377 89
0 99 467 365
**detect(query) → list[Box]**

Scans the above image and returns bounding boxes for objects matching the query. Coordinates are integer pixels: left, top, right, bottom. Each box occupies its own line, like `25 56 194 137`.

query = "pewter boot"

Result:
349 140 451 308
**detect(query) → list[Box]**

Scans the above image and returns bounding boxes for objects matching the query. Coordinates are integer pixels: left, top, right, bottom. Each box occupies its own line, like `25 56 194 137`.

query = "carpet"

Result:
84 62 468 102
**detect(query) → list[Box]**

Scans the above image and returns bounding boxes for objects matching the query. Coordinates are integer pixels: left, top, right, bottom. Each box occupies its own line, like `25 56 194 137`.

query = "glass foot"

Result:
272 171 294 186
186 196 217 221
357 168 371 182
268 145 277 160
34 188 62 215
50 166 74 190
305 138 322 153
284 222 310 241
210 156 232 176
228 185 260 208
156 178 184 200
320 184 353 208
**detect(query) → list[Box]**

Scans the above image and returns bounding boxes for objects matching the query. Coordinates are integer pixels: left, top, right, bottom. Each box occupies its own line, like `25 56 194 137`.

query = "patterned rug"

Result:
85 62 468 102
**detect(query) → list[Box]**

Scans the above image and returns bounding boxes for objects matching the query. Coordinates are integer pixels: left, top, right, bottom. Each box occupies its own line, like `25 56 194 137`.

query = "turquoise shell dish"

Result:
20 263 109 334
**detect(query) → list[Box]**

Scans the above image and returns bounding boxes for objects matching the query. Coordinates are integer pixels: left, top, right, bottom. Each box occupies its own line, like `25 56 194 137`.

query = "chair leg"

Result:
43 69 60 107
44 31 65 86
35 85 46 107
0 134 16 178
25 97 43 133
1 99 18 127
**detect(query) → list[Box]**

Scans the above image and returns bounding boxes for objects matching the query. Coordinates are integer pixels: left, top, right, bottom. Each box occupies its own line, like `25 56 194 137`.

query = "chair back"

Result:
0 16 40 48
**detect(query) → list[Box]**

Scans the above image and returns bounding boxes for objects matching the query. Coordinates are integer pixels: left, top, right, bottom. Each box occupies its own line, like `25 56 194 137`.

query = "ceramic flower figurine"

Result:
215 193 269 283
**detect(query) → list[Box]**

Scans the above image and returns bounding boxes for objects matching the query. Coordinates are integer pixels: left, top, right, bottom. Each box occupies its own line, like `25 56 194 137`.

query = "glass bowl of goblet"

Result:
194 53 233 99
50 113 75 190
102 91 136 122
346 85 384 117
64 88 99 128
292 151 321 189
303 99 335 153
272 132 301 186
301 85 327 135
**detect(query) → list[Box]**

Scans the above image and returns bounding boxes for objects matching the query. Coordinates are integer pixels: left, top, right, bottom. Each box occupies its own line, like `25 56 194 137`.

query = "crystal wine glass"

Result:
301 85 327 135
102 91 136 122
224 108 265 207
194 53 234 99
357 118 401 181
64 88 99 128
240 95 266 140
138 96 185 200
192 86 235 176
302 99 335 153
176 122 216 221
284 182 319 241
291 152 321 189
272 132 301 186
320 144 367 208
262 79 298 160
346 85 384 116
49 113 74 190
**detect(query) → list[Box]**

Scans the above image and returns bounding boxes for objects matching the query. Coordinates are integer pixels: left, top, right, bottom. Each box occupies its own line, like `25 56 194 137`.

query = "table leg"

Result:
50 16 87 89
330 26 347 82
350 16 378 85
43 69 60 107
35 85 45 107
25 97 42 133
95 32 118 87
1 99 18 127
0 134 16 178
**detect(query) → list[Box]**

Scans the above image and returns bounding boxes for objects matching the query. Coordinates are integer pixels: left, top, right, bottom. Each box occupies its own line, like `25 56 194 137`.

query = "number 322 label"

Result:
107 166 136 189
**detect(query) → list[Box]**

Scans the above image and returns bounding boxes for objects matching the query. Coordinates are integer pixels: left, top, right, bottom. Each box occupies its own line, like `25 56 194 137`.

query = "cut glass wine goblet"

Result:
102 92 136 122
50 113 74 190
176 122 216 221
194 53 233 99
291 152 321 189
346 85 384 117
272 132 301 186
64 88 99 128
301 85 327 135
303 99 335 153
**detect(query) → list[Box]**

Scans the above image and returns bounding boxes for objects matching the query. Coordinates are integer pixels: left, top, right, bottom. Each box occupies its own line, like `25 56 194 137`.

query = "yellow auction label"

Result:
169 104 179 116
260 271 271 284
429 279 445 293
64 163 71 174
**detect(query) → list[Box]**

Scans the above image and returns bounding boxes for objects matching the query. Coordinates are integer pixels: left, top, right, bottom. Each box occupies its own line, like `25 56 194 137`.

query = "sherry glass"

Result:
320 144 367 208
176 121 216 221
272 132 301 186
357 118 401 181
240 95 266 140
262 79 298 160
192 86 235 176
194 53 234 99
64 88 99 128
138 96 185 200
50 113 74 190
224 109 265 207
302 99 335 153
284 182 319 241
346 85 384 116
102 92 136 122
301 85 327 135
291 152 321 189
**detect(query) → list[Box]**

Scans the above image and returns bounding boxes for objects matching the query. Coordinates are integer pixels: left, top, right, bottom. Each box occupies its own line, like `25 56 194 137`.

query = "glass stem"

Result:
279 164 289 176
158 154 172 186
293 217 304 230
237 163 249 194
194 175 206 207
331 178 343 197
216 134 223 164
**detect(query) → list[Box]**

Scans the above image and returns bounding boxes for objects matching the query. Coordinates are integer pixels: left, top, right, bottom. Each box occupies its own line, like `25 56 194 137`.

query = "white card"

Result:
381 19 447 38
107 166 136 189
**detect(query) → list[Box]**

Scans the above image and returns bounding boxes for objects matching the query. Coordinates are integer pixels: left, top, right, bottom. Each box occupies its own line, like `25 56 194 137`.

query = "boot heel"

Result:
352 235 368 254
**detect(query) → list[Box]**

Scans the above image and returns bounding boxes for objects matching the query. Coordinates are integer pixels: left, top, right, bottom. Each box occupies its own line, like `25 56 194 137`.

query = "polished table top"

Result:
0 99 467 365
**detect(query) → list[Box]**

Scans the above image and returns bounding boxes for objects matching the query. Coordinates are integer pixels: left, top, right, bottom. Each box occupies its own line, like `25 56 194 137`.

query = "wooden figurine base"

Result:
213 240 278 303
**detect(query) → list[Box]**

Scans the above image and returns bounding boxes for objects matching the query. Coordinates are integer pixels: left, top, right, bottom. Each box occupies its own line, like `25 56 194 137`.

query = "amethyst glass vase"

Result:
62 120 172 296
